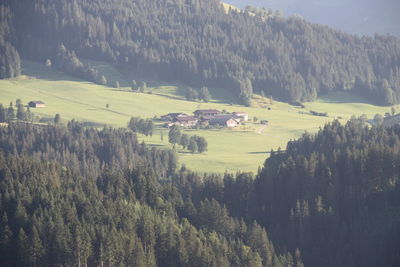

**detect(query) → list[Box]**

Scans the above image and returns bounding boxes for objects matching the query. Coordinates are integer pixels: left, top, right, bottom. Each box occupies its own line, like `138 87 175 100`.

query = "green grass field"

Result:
0 60 397 173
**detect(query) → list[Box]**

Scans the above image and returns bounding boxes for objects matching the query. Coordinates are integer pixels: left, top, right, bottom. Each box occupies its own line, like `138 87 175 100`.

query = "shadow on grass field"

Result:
22 61 83 82
86 59 241 106
317 91 373 104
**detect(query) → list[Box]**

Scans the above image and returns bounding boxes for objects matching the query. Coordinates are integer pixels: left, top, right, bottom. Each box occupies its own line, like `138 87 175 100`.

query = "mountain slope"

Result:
1 0 400 105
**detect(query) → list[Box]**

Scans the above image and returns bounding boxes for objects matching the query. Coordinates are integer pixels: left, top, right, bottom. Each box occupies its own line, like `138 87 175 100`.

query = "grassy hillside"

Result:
0 60 397 173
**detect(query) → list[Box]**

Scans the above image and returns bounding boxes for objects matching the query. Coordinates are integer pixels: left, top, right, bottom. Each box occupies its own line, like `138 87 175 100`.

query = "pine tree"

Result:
28 226 44 267
133 241 147 267
54 114 61 124
6 102 14 121
17 228 29 265
0 104 6 122
0 214 13 264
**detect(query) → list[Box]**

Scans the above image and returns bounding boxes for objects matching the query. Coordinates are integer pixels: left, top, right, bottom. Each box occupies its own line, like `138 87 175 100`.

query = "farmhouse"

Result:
194 109 221 118
209 117 240 127
28 101 46 108
161 113 188 121
232 111 248 121
173 116 198 127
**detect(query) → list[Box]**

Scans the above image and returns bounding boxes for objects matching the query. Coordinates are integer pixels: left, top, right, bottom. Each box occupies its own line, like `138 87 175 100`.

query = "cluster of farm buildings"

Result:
161 109 248 128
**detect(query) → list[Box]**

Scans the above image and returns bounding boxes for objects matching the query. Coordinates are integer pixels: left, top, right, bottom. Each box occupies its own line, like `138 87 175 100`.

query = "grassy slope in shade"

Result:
0 60 396 173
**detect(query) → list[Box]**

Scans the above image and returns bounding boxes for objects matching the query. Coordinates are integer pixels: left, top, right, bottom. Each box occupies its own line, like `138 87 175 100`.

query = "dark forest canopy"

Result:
0 0 400 104
0 122 299 267
1 119 400 266
0 5 21 79
186 120 400 267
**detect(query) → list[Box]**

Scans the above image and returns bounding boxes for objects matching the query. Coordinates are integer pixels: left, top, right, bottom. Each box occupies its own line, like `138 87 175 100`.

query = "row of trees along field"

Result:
0 122 299 267
168 125 208 153
1 0 400 105
0 102 33 123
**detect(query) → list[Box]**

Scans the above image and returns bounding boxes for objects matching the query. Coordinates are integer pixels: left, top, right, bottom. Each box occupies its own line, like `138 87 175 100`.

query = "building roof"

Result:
168 113 187 117
233 111 248 115
203 114 234 120
209 117 239 125
194 109 221 114
174 116 198 122
29 101 45 104
162 113 187 118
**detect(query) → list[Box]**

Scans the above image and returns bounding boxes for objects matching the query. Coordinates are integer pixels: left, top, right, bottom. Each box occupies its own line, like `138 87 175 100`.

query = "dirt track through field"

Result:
257 125 267 134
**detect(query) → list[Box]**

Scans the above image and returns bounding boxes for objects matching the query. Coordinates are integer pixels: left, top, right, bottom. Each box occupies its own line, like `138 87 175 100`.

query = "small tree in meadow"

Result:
188 137 198 153
180 134 189 149
168 125 181 148
195 136 208 153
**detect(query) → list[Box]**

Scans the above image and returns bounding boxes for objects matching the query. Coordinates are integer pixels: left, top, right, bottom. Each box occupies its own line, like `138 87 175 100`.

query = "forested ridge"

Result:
0 122 299 267
1 0 400 104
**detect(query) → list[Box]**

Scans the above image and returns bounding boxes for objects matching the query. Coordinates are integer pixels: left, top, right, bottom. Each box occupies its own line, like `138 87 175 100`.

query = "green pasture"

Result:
0 60 397 173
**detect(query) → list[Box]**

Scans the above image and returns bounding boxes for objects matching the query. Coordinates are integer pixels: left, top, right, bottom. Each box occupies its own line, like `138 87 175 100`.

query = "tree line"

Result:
168 125 208 153
0 100 33 123
128 116 154 136
185 87 211 102
1 0 400 105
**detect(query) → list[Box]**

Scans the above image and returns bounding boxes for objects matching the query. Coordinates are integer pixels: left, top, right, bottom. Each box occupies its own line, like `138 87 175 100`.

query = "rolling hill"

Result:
0 60 396 173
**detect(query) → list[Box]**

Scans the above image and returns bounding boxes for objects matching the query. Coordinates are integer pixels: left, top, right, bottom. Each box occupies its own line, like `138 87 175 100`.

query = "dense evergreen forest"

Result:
0 122 299 267
188 120 400 267
1 119 400 266
0 119 400 266
1 0 400 104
